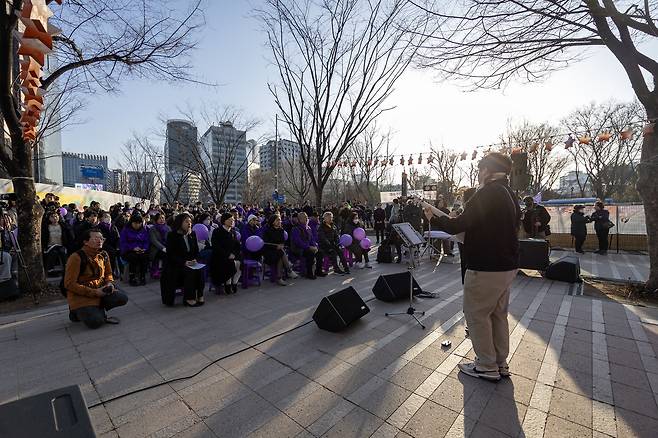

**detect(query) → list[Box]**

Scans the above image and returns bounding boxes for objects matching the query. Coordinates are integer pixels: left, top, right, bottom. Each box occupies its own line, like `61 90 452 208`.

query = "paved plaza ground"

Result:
1 250 657 437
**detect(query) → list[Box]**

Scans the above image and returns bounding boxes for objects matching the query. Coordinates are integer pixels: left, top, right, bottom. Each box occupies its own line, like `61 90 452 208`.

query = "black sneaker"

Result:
69 311 80 323
315 271 328 277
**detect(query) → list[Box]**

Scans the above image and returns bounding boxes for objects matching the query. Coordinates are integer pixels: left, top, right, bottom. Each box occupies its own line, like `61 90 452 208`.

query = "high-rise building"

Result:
62 152 108 189
108 169 127 194
200 122 249 204
259 139 301 172
163 119 201 203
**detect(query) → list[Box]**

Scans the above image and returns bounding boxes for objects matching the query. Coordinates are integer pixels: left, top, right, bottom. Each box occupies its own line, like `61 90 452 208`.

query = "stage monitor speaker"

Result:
0 385 97 438
372 272 423 302
313 286 370 332
545 256 581 283
519 239 550 271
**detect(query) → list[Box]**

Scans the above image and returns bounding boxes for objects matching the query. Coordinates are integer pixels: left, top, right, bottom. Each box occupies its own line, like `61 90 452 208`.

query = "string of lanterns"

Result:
16 0 62 141
329 119 651 168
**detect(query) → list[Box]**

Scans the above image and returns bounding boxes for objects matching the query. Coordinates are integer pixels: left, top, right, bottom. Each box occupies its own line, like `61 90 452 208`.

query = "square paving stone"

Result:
608 362 650 390
359 381 412 420
388 361 434 392
606 346 643 370
321 406 383 438
402 399 458 438
544 414 592 438
478 394 527 436
246 412 304 438
205 392 279 437
429 375 473 413
605 334 639 353
508 355 543 380
284 386 343 428
549 388 592 428
559 351 593 375
325 366 376 398
411 344 451 370
173 421 217 438
553 367 593 398
256 371 318 407
469 421 511 438
611 382 658 420
615 406 658 438
494 373 535 406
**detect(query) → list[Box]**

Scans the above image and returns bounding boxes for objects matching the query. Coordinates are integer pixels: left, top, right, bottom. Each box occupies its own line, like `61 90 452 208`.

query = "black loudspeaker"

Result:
0 385 97 438
313 286 370 332
545 256 581 283
372 272 423 302
518 239 550 271
510 152 531 191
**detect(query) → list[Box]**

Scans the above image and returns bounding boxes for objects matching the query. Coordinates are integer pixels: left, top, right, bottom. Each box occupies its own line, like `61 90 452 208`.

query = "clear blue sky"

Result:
61 1 652 170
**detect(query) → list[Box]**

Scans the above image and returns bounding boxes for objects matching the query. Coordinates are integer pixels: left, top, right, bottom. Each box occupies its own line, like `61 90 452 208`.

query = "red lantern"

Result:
400 156 405 165
389 157 394 166
620 129 633 140
418 154 423 164
460 152 467 161
544 142 553 152
427 154 434 164
471 150 477 160
408 155 413 166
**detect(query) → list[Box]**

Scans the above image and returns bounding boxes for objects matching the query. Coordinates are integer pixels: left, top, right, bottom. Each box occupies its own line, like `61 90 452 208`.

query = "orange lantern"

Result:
578 136 591 145
620 129 633 140
643 123 654 137
597 132 612 142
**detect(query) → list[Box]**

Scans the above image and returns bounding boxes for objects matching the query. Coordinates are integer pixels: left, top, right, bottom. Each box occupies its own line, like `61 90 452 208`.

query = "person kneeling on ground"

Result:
64 228 128 329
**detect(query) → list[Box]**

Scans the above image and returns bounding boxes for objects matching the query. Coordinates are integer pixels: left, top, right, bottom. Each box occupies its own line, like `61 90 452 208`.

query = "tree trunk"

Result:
638 106 658 292
314 184 323 210
12 177 47 296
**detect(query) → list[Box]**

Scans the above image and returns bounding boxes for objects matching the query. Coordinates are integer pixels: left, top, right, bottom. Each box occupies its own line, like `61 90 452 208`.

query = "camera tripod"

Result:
1 209 38 304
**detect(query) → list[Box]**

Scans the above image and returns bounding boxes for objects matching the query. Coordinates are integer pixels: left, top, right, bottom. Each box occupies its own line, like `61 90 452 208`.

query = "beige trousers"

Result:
463 269 518 371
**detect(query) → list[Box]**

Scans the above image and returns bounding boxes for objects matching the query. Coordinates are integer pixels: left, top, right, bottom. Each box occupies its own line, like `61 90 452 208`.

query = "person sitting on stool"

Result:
64 228 128 329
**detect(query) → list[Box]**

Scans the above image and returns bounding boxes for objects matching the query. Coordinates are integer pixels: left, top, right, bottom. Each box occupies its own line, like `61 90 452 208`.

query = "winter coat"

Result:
570 212 591 236
317 222 340 252
119 225 150 255
210 226 242 285
591 209 610 232
291 224 317 255
262 226 286 266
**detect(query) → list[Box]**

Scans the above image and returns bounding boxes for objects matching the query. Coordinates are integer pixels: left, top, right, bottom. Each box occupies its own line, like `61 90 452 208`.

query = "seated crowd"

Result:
47 196 387 329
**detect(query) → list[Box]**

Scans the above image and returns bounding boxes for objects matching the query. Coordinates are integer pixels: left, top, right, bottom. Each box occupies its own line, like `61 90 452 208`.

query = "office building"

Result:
62 152 108 190
108 169 127 194
558 171 592 197
200 122 249 204
259 139 301 172
163 119 201 203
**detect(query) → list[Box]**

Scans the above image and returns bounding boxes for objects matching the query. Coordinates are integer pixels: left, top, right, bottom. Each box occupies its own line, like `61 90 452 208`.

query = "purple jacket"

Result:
291 224 317 253
120 225 150 254
241 224 262 245
308 218 319 243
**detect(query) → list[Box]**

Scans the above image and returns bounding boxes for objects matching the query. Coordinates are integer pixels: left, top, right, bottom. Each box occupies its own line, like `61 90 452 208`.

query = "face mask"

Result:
353 219 359 224
102 217 111 224
203 219 210 226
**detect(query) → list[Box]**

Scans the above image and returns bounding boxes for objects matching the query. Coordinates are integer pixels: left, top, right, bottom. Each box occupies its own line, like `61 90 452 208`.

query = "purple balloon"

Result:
192 223 209 241
246 235 264 252
360 237 372 250
353 227 366 240
58 207 67 217
235 230 241 241
339 234 353 247
283 230 288 241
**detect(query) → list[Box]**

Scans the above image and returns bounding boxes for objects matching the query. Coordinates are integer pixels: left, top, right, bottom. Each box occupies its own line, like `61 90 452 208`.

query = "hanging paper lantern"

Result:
471 150 477 160
382 158 387 167
351 160 357 167
529 143 539 153
643 123 654 137
578 136 591 145
418 154 423 164
620 129 633 140
400 156 405 165
427 154 434 164
511 147 522 155
373 158 378 166
597 132 612 142
407 155 413 166
460 152 467 161
367 159 372 166
564 135 575 149
389 157 394 166
544 141 553 152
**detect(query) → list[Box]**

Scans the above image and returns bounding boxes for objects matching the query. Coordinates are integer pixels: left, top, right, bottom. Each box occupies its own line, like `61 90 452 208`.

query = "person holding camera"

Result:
120 214 150 285
64 228 128 329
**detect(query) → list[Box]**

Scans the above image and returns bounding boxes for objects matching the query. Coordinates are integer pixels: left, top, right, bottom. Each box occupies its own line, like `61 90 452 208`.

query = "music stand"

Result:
387 223 426 329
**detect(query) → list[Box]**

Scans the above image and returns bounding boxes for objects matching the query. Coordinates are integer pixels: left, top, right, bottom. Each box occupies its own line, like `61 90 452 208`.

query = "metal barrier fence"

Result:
545 203 646 236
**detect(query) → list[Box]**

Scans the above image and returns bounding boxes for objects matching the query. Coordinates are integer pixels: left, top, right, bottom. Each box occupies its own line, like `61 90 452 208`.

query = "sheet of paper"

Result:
187 262 206 270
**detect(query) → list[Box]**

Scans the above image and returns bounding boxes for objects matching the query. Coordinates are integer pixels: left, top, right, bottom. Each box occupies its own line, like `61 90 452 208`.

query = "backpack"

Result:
376 242 393 263
59 249 109 297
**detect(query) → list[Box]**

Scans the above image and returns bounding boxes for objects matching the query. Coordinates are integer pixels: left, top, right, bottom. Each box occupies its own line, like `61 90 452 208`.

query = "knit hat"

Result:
247 214 258 223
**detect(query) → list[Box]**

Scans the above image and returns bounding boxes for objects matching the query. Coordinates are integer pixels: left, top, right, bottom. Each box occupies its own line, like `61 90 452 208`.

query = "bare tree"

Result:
242 169 272 206
428 145 460 199
0 0 204 295
561 101 643 199
259 0 427 207
499 121 569 195
180 106 261 206
458 161 479 189
281 155 314 204
410 0 658 290
347 125 394 204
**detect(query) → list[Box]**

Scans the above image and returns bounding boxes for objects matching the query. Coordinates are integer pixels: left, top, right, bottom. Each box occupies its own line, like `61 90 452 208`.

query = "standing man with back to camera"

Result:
419 152 520 381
